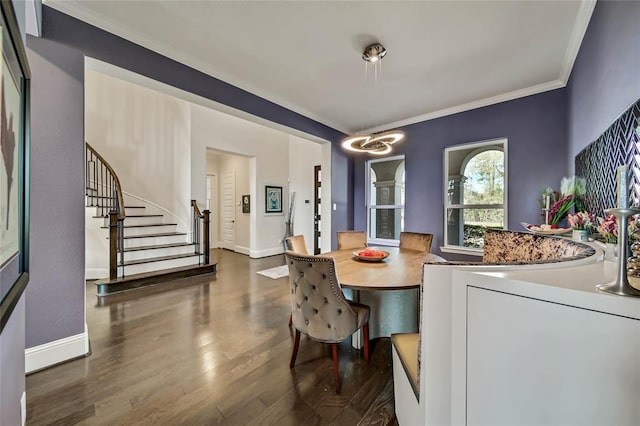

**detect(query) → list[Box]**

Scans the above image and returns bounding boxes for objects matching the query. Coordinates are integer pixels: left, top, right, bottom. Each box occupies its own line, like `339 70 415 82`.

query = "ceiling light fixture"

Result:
342 42 405 155
362 42 387 63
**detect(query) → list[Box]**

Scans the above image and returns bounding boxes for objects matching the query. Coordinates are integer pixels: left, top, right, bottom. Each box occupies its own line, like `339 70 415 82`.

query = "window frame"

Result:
366 154 405 246
442 138 508 256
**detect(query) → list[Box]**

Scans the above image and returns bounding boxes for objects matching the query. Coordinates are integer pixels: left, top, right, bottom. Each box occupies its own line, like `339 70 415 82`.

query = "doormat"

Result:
256 265 289 279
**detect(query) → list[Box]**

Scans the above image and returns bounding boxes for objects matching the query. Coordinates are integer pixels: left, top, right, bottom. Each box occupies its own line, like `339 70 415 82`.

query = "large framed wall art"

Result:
0 0 31 333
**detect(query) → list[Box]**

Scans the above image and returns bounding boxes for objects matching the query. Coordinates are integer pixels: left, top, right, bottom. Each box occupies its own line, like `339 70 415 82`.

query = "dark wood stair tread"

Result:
121 253 200 266
101 223 177 229
86 205 146 210
123 242 195 252
95 262 217 296
123 232 186 239
92 214 163 219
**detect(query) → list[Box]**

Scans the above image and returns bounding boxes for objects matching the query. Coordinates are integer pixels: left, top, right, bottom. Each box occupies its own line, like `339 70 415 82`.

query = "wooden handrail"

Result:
191 199 203 218
86 143 126 220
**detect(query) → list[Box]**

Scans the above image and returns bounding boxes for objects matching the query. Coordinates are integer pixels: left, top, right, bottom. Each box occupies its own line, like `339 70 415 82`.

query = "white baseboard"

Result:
85 268 108 280
250 246 284 258
234 245 250 255
25 324 90 373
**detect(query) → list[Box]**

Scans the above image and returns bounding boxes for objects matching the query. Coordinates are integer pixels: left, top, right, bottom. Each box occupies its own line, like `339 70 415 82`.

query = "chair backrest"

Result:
284 251 358 342
399 232 433 252
337 230 367 250
285 235 308 255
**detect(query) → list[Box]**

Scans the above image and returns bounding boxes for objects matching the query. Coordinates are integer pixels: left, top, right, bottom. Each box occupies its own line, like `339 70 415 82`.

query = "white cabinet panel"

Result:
467 287 640 425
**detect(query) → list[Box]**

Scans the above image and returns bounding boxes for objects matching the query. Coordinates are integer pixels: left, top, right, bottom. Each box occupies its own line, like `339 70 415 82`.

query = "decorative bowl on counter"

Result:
521 222 572 235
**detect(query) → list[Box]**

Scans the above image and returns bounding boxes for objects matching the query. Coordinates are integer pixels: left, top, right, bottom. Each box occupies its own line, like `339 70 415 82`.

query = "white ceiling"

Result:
47 0 595 134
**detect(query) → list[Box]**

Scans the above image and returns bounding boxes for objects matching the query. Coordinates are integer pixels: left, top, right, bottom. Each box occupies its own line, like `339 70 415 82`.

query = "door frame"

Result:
206 173 219 248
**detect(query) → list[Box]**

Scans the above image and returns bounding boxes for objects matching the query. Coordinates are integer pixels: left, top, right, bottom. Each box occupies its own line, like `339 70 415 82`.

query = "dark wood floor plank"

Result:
26 249 397 425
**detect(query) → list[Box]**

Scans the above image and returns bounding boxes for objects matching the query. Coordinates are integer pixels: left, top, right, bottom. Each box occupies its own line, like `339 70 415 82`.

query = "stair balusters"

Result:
86 143 126 279
191 200 211 265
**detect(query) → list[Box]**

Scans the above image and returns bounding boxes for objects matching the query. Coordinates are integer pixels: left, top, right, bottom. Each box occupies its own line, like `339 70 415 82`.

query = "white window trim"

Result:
441 138 508 252
366 154 405 246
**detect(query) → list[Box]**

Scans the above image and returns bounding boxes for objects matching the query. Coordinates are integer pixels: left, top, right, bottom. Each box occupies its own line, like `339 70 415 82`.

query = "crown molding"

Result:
43 0 350 135
46 0 595 137
559 0 596 84
363 79 566 134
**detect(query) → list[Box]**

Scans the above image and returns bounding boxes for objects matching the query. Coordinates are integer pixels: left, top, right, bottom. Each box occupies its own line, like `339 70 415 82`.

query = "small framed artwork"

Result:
242 194 250 213
265 185 283 214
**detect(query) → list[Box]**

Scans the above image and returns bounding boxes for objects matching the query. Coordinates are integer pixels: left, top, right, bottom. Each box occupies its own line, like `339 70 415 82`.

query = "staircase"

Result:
85 143 215 295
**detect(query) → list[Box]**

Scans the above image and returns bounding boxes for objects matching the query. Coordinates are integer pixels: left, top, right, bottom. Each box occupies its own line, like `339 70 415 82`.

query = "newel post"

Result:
203 210 210 264
109 210 118 280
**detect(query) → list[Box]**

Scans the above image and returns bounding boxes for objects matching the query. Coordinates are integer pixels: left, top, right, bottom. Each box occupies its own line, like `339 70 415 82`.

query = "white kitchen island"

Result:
418 257 640 426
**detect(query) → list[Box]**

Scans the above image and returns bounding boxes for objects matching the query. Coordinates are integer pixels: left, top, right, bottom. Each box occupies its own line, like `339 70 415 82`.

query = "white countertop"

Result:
455 259 640 320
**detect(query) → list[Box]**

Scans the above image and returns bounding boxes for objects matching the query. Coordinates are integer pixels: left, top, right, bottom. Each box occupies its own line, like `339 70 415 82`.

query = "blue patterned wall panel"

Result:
575 101 640 217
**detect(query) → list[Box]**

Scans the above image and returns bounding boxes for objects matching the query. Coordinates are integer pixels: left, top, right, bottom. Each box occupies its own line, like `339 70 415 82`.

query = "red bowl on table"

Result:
353 248 390 262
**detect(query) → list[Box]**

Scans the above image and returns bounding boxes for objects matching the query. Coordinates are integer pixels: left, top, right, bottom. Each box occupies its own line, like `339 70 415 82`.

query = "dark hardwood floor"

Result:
26 249 398 425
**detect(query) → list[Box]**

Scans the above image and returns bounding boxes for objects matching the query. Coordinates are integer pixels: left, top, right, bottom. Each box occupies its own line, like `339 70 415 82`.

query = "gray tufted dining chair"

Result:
285 251 370 393
285 235 309 255
336 230 367 250
284 235 309 327
399 232 433 252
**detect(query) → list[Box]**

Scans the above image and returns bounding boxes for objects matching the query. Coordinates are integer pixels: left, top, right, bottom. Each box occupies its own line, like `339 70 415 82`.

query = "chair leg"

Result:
290 329 300 368
331 343 341 394
288 313 292 327
363 323 370 362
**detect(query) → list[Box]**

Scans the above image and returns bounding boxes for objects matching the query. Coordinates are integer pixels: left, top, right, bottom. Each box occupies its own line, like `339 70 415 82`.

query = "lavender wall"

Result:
568 1 640 167
40 6 352 246
26 35 86 347
354 89 568 259
0 294 25 426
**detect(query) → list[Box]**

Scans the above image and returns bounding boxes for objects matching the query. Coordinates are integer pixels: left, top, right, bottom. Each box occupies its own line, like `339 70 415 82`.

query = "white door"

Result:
221 170 235 250
206 174 218 248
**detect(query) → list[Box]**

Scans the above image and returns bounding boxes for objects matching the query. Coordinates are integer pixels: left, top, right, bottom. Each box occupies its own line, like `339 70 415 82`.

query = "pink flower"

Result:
597 214 638 243
568 211 594 230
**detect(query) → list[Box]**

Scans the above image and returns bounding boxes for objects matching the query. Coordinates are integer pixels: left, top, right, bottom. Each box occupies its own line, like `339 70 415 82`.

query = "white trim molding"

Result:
86 268 108 280
25 324 90 374
250 246 284 259
234 245 250 256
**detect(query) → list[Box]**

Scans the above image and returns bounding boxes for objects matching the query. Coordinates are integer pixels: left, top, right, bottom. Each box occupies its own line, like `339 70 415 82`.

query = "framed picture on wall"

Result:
265 185 283 214
242 194 250 213
0 0 31 332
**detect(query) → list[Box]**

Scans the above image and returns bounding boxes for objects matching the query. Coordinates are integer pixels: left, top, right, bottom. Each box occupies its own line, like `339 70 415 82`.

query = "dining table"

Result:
323 246 445 348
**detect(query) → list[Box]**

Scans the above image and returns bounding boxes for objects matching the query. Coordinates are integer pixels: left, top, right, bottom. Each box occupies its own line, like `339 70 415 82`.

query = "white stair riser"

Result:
103 216 164 227
124 255 200 275
123 234 187 249
123 225 177 237
90 206 146 219
124 245 196 262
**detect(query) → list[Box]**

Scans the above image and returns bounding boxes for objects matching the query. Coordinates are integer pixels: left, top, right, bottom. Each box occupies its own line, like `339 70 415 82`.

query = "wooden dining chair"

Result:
399 232 433 252
285 235 308 255
285 251 370 393
337 230 367 250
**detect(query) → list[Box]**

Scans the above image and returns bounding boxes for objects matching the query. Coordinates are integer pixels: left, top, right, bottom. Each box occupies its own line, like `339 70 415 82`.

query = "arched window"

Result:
444 140 507 252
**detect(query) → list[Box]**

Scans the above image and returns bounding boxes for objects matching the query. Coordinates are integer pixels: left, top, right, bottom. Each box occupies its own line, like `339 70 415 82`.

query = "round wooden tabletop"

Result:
323 247 445 290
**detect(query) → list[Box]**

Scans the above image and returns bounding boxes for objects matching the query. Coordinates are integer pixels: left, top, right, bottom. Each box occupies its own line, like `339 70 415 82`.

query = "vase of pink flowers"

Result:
597 214 638 260
567 211 594 242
